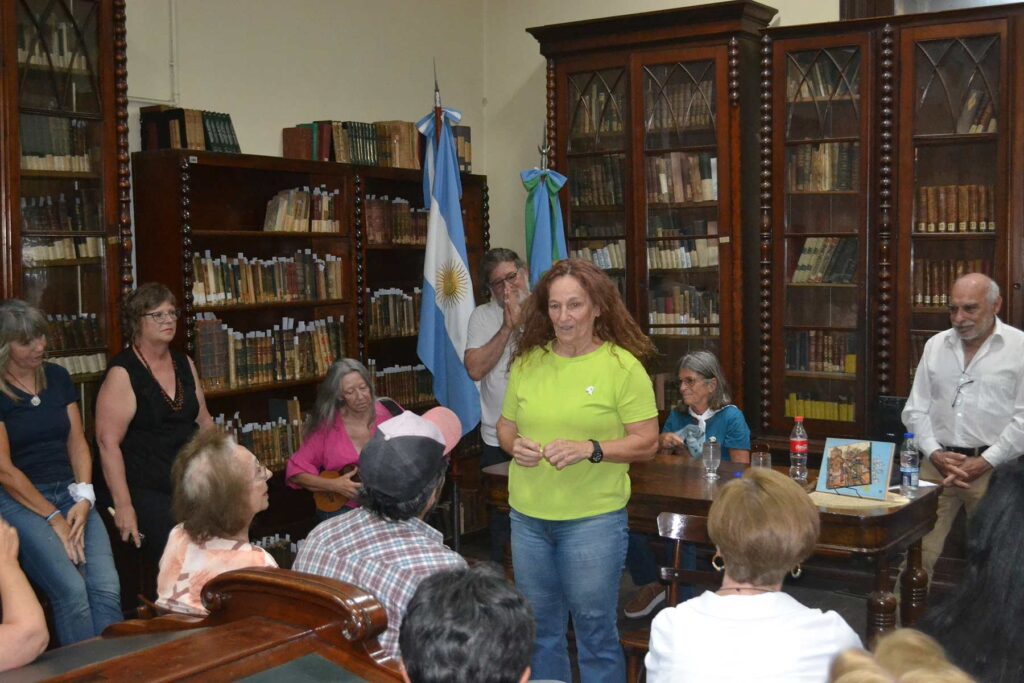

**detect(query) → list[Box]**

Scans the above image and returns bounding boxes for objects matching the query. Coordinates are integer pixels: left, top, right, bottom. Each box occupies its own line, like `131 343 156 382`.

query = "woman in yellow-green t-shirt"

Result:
497 259 659 683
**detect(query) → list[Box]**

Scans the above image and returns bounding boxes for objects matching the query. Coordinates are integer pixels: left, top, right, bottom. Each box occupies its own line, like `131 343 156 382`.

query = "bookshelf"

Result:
759 3 1024 449
893 16 1010 393
132 150 357 539
767 33 871 437
356 165 489 538
132 150 491 540
529 2 775 414
1 0 130 434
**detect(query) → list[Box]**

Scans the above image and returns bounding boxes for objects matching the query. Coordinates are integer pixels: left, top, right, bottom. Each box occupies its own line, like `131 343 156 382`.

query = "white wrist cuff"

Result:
68 482 96 508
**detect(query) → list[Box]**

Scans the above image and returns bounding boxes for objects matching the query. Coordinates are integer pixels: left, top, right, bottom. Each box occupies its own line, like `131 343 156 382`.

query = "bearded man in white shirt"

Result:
902 272 1024 576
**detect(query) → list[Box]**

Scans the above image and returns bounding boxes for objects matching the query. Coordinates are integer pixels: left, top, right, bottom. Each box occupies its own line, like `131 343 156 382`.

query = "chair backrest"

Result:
656 512 714 607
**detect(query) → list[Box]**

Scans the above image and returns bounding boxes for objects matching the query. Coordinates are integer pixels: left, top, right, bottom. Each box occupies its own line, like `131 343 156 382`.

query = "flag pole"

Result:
433 59 443 145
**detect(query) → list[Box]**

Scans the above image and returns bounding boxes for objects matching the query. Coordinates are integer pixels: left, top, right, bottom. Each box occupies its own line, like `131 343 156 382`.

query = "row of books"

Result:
48 352 106 378
570 240 626 270
790 237 857 284
139 106 241 153
569 220 623 239
24 236 102 264
366 361 435 407
648 218 719 239
191 250 345 307
644 80 714 131
194 314 346 392
648 286 720 329
571 86 624 137
16 21 88 70
367 288 422 339
785 331 858 375
914 184 995 233
20 116 91 171
252 534 297 569
648 238 720 270
787 60 859 102
569 155 625 208
955 88 998 135
785 393 856 423
365 195 430 246
646 152 718 204
21 188 101 232
912 258 992 307
263 185 342 233
47 313 101 351
786 142 858 192
224 415 302 474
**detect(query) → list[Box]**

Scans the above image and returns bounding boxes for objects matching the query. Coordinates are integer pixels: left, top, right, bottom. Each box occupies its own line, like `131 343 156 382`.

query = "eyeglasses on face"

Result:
679 377 710 388
142 310 179 322
489 268 519 290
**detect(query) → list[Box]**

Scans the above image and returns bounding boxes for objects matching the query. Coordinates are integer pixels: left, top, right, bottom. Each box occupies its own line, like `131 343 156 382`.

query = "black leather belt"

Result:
943 445 988 457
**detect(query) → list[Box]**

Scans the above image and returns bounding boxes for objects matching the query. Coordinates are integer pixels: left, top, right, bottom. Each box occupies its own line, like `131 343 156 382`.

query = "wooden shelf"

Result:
912 132 998 145
364 243 426 251
644 143 718 154
192 229 347 239
24 257 102 268
70 372 104 384
910 231 996 239
784 135 860 145
570 205 624 212
20 169 99 179
647 200 718 209
204 375 324 399
786 370 857 381
569 234 626 241
48 345 107 357
194 298 348 312
786 282 857 288
22 229 106 237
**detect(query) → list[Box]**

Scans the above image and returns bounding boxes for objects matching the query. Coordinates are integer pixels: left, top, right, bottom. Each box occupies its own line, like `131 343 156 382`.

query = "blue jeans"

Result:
511 508 628 683
0 480 122 645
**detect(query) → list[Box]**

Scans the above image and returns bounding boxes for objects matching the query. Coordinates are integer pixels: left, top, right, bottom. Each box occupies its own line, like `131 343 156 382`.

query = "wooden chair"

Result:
621 512 720 683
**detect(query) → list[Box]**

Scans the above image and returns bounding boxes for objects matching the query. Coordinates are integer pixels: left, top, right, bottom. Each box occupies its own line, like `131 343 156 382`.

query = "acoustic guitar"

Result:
313 464 360 513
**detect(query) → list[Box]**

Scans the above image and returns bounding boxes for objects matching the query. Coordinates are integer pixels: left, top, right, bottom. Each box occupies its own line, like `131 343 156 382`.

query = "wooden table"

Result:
484 455 939 641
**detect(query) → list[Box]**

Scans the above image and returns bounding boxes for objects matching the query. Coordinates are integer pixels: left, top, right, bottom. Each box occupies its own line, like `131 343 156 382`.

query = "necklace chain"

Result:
7 372 40 406
135 345 184 412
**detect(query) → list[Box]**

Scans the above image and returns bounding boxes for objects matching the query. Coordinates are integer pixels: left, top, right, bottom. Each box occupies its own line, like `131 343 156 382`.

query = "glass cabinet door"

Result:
564 68 627 298
16 0 109 379
901 26 1003 388
775 42 867 433
642 58 723 398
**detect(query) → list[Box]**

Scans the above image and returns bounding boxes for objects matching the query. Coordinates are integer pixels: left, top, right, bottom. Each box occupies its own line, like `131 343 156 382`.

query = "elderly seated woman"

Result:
156 428 277 615
645 468 861 683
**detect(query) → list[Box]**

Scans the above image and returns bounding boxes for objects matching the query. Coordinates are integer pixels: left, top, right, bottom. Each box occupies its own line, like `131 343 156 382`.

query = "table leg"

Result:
867 553 898 645
900 539 929 626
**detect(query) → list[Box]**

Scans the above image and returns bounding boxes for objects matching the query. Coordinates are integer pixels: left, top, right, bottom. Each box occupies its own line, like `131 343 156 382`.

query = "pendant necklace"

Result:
8 374 41 406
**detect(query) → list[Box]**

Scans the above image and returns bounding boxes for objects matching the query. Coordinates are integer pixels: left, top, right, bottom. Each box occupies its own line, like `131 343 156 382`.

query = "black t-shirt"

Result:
0 363 77 484
108 347 199 494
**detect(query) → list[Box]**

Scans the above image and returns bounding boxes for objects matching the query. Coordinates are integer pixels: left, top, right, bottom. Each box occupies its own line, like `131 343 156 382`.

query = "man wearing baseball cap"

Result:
293 407 466 660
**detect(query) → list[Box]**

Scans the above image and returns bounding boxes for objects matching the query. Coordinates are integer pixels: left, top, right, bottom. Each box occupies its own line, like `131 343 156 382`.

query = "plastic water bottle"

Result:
900 432 920 498
789 416 808 482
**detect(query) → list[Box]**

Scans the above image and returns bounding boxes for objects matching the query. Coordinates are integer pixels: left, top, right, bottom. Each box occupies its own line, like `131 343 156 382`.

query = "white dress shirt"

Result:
902 318 1024 467
644 590 862 683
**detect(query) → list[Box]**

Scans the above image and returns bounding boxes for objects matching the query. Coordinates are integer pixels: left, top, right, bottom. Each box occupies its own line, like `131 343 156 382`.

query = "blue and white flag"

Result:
416 107 480 435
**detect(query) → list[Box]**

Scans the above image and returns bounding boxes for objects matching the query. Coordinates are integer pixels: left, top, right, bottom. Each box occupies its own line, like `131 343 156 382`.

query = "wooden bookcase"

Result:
529 2 776 416
132 149 491 540
0 0 131 429
759 3 1024 447
356 166 490 538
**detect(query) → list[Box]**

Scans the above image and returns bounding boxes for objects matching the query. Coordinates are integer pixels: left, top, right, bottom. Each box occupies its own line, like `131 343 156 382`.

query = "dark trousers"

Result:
481 443 512 565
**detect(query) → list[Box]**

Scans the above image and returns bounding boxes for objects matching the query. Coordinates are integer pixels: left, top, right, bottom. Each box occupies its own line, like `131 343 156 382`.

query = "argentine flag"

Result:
416 107 480 435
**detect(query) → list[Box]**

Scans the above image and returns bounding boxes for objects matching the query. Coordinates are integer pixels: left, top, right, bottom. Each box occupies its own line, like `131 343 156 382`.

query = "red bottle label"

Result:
790 439 808 454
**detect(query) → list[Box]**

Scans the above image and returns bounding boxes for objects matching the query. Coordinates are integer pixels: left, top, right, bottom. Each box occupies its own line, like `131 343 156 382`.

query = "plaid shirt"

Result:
293 507 465 658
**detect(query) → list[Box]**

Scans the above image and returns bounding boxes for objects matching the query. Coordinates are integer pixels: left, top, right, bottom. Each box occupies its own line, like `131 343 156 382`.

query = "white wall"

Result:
126 1 837 252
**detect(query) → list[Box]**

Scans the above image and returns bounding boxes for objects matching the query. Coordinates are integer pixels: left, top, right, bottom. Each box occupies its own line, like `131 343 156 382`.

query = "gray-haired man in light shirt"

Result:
902 272 1024 576
464 248 529 564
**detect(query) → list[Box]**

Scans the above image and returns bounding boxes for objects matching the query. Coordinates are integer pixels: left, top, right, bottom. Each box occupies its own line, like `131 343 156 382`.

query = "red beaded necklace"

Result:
134 345 184 412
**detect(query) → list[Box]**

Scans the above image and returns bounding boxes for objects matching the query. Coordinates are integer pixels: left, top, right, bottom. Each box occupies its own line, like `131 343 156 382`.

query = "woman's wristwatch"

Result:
588 439 604 463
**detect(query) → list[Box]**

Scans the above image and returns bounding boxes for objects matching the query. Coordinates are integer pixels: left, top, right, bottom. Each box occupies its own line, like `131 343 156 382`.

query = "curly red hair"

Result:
512 259 656 364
